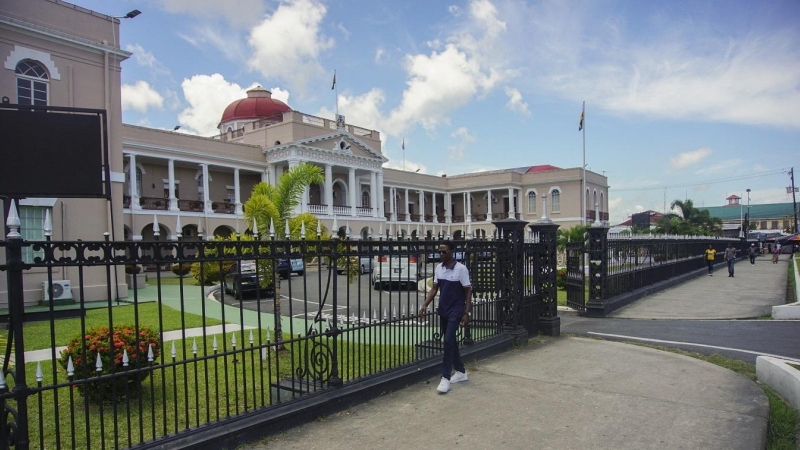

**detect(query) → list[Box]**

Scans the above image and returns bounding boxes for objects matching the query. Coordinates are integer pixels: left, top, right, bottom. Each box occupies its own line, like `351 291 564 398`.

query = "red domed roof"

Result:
219 87 291 126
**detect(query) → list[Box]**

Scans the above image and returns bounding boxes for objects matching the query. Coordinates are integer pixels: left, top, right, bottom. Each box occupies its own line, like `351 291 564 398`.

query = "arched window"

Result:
551 189 560 213
16 60 49 105
361 191 370 208
527 191 537 213
593 191 597 210
135 167 143 197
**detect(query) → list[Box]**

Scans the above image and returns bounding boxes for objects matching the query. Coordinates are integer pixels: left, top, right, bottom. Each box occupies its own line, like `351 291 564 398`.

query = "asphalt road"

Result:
216 265 433 323
561 312 800 364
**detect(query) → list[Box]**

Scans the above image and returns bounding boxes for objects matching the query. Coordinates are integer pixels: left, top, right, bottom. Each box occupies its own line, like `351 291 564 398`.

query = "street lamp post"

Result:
745 188 751 238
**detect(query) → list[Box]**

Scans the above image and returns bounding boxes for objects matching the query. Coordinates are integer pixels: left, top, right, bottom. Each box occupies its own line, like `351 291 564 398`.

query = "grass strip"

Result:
22 303 222 352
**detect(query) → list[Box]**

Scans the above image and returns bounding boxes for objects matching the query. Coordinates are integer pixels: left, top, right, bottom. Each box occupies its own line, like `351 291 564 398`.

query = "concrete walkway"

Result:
247 337 768 450
608 254 789 319
236 254 792 449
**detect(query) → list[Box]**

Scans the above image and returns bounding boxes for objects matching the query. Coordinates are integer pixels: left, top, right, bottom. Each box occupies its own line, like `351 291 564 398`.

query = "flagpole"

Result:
334 70 339 117
581 101 586 226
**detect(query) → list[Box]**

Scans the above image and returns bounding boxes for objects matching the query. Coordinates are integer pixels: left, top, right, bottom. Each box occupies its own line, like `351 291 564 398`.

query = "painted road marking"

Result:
587 332 800 363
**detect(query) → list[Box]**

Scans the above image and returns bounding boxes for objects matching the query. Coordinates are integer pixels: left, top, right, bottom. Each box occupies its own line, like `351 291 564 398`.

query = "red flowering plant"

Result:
59 324 161 401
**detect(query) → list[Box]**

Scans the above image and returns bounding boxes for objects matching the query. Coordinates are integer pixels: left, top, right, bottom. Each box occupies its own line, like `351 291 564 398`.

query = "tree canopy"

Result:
654 199 722 236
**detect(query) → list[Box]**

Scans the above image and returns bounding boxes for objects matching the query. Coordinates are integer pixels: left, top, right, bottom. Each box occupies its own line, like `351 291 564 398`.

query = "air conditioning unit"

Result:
42 280 73 301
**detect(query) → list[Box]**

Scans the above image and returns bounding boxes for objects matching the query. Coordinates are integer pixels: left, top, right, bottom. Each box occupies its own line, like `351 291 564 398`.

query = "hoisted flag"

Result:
331 71 336 90
578 107 584 131
402 138 405 149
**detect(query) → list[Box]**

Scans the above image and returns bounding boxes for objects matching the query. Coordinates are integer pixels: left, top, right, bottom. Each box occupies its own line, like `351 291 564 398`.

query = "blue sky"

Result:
69 0 800 224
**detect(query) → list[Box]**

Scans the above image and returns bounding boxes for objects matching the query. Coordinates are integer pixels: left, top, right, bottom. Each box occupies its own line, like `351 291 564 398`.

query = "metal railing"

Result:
1 231 530 449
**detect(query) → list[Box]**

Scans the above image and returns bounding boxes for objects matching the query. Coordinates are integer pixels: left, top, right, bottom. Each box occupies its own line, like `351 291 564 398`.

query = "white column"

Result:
234 168 243 215
129 154 140 210
261 170 268 184
445 192 452 224
202 164 211 214
348 168 357 217
389 187 396 222
404 188 410 221
432 192 438 223
418 190 425 223
267 163 276 186
324 164 333 215
508 187 515 218
168 159 179 212
370 171 378 218
289 160 300 215
377 171 385 219
486 189 492 220
466 192 472 222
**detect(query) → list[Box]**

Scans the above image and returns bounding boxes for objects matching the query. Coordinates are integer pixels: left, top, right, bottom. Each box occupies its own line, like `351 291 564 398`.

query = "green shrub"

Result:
125 264 141 274
190 260 234 285
171 262 192 277
556 268 567 289
58 325 161 401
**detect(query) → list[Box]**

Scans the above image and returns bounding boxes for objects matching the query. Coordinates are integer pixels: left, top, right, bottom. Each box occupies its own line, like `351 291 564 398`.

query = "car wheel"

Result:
234 285 243 300
337 269 344 275
223 281 231 294
297 270 304 276
360 264 366 274
280 273 289 280
373 281 381 291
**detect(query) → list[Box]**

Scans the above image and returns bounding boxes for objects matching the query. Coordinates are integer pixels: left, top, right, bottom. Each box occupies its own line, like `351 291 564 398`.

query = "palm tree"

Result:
655 199 722 236
243 163 325 348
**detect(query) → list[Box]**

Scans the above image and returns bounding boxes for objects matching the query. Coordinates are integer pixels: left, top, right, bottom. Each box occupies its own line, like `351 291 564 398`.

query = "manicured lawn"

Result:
23 303 222 351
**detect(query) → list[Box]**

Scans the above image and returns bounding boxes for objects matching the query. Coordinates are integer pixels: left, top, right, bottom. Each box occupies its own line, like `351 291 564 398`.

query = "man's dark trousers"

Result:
439 315 465 379
707 260 714 275
727 259 734 277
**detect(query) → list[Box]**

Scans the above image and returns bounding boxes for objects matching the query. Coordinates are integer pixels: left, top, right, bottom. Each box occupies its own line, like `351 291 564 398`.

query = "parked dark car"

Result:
278 256 305 279
223 260 274 300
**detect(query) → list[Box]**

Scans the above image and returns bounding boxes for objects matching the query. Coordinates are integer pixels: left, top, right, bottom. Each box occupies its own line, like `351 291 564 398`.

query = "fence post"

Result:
2 199 30 450
492 218 528 344
585 223 609 317
528 222 560 336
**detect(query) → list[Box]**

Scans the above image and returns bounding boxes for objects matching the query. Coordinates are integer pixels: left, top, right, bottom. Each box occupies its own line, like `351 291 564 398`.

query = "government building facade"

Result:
1 0 609 305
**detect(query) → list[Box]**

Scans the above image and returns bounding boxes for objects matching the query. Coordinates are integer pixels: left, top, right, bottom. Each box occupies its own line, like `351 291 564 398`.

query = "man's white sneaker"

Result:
437 377 450 394
450 371 468 383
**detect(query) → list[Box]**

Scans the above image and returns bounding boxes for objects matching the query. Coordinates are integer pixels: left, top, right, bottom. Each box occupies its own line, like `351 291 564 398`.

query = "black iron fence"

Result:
566 226 739 317
0 217 559 449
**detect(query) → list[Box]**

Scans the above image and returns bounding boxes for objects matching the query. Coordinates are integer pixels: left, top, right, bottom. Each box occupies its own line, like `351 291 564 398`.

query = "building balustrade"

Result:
356 207 373 217
139 196 169 210
178 199 205 212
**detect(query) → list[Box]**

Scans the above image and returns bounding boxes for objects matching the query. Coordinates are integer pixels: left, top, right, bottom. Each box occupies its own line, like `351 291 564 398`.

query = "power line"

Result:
612 168 789 192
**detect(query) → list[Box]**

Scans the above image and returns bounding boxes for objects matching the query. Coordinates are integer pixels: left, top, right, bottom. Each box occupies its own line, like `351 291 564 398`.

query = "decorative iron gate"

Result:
565 242 585 314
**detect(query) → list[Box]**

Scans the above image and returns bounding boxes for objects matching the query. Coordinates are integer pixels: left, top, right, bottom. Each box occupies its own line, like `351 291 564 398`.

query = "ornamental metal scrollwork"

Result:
295 331 333 383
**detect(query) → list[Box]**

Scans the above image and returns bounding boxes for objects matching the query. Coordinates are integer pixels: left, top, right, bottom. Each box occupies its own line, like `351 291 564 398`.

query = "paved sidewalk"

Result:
608 254 789 319
245 337 768 450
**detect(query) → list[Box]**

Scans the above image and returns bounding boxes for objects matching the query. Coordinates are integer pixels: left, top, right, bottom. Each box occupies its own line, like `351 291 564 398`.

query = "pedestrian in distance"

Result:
748 243 758 265
724 243 737 277
419 240 472 394
772 244 780 264
704 244 717 276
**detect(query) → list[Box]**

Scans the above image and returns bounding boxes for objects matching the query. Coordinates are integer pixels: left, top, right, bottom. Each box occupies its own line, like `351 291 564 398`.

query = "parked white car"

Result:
372 246 419 290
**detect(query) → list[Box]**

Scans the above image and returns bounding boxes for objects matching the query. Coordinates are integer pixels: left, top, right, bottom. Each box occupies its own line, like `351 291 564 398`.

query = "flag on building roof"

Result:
402 138 405 149
578 108 584 131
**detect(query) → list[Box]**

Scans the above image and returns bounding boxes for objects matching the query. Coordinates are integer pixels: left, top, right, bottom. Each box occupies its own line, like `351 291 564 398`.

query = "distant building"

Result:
698 197 796 237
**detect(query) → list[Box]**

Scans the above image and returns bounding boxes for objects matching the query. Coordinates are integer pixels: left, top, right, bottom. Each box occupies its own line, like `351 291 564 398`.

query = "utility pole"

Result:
790 167 798 234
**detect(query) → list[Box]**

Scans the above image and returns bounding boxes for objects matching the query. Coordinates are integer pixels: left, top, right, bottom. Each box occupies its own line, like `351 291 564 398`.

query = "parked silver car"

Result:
337 256 374 274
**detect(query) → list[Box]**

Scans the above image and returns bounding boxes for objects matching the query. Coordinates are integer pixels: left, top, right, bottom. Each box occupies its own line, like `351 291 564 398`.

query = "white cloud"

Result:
337 23 351 40
670 147 713 169
506 2 800 129
178 74 258 136
386 44 501 134
247 0 334 93
374 47 386 64
316 88 386 134
693 159 742 176
178 26 248 63
156 0 265 28
121 81 164 113
448 127 476 160
504 86 530 115
269 87 291 105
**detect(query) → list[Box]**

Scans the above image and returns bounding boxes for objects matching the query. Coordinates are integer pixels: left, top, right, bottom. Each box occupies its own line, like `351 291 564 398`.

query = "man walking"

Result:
704 244 716 276
419 241 472 394
724 243 737 277
748 243 758 265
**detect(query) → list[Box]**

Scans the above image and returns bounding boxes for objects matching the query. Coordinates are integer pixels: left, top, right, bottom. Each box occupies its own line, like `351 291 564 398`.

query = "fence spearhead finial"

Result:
6 199 21 239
